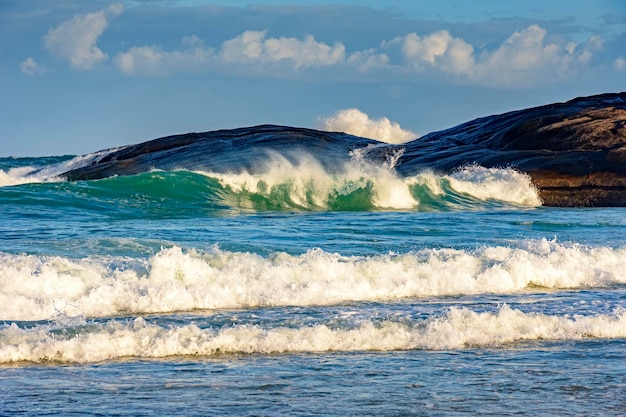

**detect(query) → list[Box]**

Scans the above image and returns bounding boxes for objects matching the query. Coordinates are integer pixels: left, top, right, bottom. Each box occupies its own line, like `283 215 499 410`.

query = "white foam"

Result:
199 153 541 210
203 152 419 210
2 305 624 363
2 148 541 209
317 108 417 144
1 240 624 321
0 149 122 187
405 165 542 206
447 165 542 206
0 166 47 187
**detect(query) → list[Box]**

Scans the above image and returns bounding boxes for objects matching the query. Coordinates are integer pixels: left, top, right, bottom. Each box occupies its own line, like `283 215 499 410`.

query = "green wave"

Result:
0 169 539 218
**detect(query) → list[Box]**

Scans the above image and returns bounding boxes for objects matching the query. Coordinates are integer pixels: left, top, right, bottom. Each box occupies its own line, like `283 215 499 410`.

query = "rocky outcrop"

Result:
61 125 379 181
61 92 626 207
394 92 626 206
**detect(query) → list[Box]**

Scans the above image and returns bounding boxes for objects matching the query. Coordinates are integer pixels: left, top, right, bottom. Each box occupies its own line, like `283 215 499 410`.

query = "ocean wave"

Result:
200 156 541 210
0 152 115 187
1 153 541 212
0 166 48 187
1 239 623 321
2 305 624 363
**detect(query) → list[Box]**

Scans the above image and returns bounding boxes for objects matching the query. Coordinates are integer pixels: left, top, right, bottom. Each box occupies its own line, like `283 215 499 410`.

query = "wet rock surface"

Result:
395 92 626 206
62 92 626 207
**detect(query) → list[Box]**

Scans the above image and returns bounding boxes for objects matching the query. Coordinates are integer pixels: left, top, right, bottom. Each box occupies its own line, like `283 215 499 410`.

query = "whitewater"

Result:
1 143 625 415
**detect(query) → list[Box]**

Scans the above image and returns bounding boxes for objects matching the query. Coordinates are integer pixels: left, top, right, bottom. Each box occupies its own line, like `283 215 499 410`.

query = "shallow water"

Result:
3 342 625 416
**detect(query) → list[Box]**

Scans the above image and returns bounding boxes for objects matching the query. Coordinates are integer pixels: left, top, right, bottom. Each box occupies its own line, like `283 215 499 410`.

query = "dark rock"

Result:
395 92 626 206
61 125 379 181
61 92 626 207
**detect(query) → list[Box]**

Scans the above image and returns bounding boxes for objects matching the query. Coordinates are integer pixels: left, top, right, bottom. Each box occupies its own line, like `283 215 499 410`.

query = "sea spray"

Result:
204 152 419 210
1 151 541 210
199 155 541 210
0 152 114 187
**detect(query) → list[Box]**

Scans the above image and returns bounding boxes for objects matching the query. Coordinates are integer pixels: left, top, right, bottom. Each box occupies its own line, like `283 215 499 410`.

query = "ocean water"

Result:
0 152 625 416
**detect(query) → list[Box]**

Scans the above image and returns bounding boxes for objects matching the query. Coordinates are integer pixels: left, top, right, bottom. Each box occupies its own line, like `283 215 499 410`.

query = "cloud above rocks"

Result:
113 24 604 86
115 36 214 76
219 30 346 69
43 3 123 70
387 24 604 85
318 108 417 144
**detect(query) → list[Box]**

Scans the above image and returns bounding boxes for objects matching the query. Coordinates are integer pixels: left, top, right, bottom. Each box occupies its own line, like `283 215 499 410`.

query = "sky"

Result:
1 0 625 156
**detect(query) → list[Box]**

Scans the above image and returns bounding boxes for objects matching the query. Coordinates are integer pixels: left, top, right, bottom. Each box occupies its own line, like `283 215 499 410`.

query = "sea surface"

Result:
0 151 625 416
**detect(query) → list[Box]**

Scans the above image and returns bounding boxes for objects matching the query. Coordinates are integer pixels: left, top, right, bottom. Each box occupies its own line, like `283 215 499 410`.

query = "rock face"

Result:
61 92 626 207
61 125 379 180
394 92 626 206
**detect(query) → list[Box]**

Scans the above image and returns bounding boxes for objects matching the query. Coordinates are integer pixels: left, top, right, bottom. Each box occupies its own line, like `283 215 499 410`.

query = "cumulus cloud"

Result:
615 57 626 71
220 30 346 69
115 30 349 76
115 36 214 76
471 25 601 85
109 21 607 87
393 30 475 75
346 48 390 71
43 3 123 70
318 108 417 144
390 24 603 86
20 57 45 75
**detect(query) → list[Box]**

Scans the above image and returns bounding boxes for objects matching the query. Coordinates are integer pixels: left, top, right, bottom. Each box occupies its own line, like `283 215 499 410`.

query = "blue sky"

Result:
1 0 625 156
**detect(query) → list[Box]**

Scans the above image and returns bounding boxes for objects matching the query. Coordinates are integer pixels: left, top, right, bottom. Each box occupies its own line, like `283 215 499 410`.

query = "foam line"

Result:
1 239 624 321
1 306 624 363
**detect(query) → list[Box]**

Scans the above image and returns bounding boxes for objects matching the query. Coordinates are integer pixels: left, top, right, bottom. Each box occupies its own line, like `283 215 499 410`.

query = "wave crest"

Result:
1 239 623 321
201 155 541 210
2 305 624 363
2 152 541 211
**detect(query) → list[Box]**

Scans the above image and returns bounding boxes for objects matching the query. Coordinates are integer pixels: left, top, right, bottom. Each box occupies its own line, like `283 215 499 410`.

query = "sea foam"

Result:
200 154 541 210
1 305 624 363
1 240 624 321
0 166 46 187
0 150 116 187
1 147 541 210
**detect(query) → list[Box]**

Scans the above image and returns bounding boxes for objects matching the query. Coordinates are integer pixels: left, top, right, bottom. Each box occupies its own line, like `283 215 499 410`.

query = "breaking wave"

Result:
0 153 541 213
2 305 624 363
1 239 623 321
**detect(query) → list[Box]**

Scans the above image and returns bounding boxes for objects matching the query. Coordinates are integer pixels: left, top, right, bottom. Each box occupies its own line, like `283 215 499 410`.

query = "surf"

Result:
2 305 625 363
1 153 541 214
2 239 624 322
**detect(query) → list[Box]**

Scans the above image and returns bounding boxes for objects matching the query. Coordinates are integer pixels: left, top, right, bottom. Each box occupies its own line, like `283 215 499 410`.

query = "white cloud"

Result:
318 108 417 144
110 22 607 87
20 57 45 75
346 48 390 72
472 25 575 84
43 3 123 70
116 30 346 76
389 24 603 86
219 30 346 69
394 30 475 75
616 57 626 71
115 37 214 76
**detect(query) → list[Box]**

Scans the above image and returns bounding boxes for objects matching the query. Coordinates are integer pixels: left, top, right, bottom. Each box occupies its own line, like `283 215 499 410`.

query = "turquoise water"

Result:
1 155 625 415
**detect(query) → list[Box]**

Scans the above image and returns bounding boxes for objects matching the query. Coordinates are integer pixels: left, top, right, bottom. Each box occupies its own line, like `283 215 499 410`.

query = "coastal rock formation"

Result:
394 92 626 206
61 92 626 207
61 125 380 180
